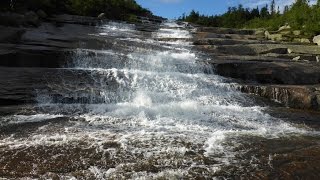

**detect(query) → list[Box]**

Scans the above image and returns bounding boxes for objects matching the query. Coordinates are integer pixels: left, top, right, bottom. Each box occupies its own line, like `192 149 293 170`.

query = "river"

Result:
0 21 320 179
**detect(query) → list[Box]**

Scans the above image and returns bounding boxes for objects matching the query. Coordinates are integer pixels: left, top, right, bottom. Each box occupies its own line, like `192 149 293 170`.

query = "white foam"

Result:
97 21 137 37
153 28 192 39
162 21 187 28
133 91 153 107
0 114 63 126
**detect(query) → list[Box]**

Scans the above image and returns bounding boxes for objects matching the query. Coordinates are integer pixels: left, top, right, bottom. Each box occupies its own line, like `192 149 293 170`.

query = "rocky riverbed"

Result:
193 26 320 111
1 14 320 112
1 14 320 179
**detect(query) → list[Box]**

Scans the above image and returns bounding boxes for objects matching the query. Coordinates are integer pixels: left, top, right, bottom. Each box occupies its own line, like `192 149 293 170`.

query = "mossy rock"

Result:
126 14 138 23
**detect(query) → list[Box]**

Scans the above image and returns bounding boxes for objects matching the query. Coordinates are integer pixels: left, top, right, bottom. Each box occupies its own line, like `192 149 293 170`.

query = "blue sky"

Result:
136 0 316 19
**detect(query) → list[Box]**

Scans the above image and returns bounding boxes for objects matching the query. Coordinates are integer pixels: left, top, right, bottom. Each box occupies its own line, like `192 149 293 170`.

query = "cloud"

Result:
229 0 317 12
156 0 183 3
239 0 269 8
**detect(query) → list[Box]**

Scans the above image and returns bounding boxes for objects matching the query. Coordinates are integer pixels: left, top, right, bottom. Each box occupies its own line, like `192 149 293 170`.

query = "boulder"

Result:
313 35 320 45
301 38 310 43
25 11 40 26
293 30 301 36
264 30 270 39
36 9 47 19
293 38 311 44
265 31 283 41
97 13 106 20
278 25 291 31
292 56 301 61
268 34 283 41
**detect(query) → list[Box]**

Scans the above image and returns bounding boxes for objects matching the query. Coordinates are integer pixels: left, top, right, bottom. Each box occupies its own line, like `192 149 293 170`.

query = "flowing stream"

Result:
1 21 320 179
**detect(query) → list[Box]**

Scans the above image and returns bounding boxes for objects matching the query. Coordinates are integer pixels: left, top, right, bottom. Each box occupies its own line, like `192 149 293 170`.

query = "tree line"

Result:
180 0 320 36
0 0 152 21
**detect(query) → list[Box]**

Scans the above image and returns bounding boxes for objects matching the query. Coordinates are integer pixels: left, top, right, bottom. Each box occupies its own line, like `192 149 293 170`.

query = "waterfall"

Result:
0 21 317 179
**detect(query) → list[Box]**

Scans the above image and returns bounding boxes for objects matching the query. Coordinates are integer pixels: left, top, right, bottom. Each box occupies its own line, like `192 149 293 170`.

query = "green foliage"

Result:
180 0 320 37
180 5 261 28
68 0 150 18
0 0 70 13
0 0 151 21
126 14 138 23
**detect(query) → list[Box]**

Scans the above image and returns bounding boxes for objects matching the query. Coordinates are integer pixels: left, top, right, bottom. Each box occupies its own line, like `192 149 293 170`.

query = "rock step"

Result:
0 67 49 105
0 40 174 68
196 44 320 56
194 38 271 46
207 54 320 63
48 14 101 26
0 45 70 68
0 67 121 105
207 55 294 62
208 60 320 85
236 84 320 111
197 27 255 35
195 32 259 40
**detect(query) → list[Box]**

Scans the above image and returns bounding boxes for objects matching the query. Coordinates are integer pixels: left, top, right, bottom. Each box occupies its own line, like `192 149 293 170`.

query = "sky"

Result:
136 0 317 19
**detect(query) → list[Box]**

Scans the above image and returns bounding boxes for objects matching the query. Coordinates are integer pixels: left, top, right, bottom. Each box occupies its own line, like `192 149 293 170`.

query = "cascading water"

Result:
1 21 319 179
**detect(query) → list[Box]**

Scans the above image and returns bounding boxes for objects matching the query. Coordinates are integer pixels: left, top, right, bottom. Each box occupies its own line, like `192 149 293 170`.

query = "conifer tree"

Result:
270 0 276 15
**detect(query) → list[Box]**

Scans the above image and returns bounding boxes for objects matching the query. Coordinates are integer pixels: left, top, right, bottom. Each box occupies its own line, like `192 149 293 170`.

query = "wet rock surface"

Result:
0 15 164 106
216 135 320 179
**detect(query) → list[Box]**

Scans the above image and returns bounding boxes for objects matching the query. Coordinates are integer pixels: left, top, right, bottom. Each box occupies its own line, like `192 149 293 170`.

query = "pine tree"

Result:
270 0 276 15
284 5 289 13
260 4 269 18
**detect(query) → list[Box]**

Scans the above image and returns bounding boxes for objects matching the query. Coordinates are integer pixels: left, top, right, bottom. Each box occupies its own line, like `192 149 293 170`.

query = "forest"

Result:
180 0 320 36
0 0 152 21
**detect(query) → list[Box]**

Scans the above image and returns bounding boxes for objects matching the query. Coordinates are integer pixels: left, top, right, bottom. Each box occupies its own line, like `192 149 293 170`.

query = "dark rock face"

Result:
0 11 41 27
24 11 40 26
0 12 25 27
36 10 47 19
0 67 48 105
0 67 122 105
0 15 165 107
48 14 100 26
0 47 70 68
0 26 25 43
0 18 165 69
